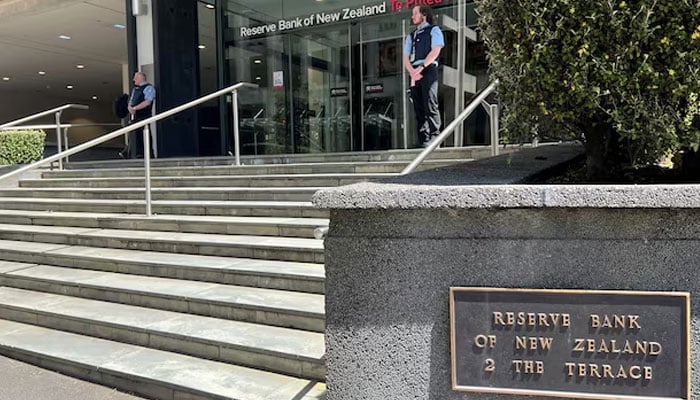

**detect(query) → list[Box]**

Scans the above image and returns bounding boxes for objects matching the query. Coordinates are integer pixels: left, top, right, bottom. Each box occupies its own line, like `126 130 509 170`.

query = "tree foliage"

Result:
477 0 700 178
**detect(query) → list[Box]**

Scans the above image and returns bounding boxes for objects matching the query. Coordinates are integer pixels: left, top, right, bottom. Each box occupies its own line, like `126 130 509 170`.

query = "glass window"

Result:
222 0 471 154
197 1 220 155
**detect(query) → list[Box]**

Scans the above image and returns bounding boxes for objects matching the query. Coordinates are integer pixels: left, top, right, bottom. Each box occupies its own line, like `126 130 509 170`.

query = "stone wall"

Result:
314 144 697 400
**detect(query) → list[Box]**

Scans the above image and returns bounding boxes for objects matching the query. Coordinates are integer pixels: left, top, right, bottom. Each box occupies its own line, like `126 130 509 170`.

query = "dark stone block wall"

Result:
321 208 698 399
314 145 697 399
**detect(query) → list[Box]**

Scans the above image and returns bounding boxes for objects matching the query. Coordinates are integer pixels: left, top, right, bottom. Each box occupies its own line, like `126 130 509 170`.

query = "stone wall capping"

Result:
313 182 700 210
313 142 700 210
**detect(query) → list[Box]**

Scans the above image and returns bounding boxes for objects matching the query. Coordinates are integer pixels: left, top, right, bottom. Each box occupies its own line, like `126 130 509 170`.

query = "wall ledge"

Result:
313 144 700 210
313 182 700 210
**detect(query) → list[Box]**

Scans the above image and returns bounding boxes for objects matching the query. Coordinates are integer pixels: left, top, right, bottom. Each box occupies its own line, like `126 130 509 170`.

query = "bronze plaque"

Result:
449 288 690 400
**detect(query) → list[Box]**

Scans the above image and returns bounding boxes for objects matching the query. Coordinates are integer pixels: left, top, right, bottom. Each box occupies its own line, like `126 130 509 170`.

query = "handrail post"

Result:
232 89 241 166
490 104 500 156
63 127 71 162
401 80 499 175
144 123 153 217
55 111 63 170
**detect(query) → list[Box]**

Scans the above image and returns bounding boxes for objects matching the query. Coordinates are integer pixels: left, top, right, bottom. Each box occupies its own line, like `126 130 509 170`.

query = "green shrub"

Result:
477 0 700 179
0 130 46 165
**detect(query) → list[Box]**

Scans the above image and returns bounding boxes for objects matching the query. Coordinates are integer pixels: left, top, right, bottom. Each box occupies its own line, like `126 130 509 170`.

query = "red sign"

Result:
389 0 445 12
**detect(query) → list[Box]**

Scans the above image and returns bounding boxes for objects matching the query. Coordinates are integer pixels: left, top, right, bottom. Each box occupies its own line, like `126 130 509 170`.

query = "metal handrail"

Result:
0 82 258 217
401 80 499 175
0 104 90 170
0 104 89 129
1 123 123 164
0 122 122 164
0 123 121 131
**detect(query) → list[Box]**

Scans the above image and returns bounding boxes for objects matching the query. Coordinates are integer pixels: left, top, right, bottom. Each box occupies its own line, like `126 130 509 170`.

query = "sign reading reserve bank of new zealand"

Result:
449 288 690 400
238 0 451 39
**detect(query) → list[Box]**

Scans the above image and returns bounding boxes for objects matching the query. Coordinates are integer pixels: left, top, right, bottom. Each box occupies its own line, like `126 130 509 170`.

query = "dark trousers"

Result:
129 119 152 158
132 126 144 158
410 64 441 147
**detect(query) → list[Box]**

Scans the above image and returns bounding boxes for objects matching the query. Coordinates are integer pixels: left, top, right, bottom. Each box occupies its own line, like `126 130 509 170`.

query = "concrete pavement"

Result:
0 355 145 400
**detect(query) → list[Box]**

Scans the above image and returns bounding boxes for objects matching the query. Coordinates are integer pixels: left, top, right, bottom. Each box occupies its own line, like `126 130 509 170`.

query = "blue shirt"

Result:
141 83 156 101
404 22 445 66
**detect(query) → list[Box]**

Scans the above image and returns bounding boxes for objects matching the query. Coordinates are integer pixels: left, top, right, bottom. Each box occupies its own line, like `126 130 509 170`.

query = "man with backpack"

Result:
403 5 444 148
113 93 130 158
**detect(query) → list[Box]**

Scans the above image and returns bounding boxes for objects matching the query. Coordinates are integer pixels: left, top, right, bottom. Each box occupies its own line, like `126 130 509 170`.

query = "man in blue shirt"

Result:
403 5 444 147
124 71 156 158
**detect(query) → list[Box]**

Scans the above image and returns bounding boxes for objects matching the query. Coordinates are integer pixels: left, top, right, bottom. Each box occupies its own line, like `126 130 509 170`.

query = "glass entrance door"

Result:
357 18 407 151
224 24 289 156
222 0 470 155
289 25 352 153
286 19 408 153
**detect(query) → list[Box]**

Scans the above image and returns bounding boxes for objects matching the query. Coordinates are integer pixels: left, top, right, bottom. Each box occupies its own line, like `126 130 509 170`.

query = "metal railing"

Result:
0 104 90 170
0 82 258 217
1 123 122 164
401 80 499 175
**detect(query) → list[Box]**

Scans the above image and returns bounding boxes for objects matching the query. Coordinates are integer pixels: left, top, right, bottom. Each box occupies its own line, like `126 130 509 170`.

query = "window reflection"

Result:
220 0 487 154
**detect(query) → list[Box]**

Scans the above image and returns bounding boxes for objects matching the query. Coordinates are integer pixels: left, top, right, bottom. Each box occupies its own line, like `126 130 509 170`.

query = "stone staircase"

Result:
0 147 488 399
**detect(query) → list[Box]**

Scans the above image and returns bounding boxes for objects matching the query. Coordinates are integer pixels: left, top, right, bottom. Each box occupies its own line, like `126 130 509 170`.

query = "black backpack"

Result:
113 93 129 119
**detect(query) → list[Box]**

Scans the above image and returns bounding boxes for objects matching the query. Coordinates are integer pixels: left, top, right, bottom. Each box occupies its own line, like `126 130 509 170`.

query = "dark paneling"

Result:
126 0 137 81
216 0 229 155
153 0 200 157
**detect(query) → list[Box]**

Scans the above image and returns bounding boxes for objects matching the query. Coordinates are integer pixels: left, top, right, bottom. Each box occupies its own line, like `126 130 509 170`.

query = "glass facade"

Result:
198 0 490 155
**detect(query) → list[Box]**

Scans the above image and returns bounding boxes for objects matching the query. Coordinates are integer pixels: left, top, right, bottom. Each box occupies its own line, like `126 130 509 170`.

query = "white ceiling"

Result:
0 0 127 103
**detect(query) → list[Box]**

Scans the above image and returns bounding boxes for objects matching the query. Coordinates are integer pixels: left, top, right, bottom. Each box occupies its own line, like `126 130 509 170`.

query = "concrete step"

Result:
67 147 490 169
0 209 328 238
0 186 325 201
0 198 328 217
0 263 325 331
0 242 325 294
0 287 325 380
0 224 324 263
19 173 396 188
0 320 326 400
45 159 466 179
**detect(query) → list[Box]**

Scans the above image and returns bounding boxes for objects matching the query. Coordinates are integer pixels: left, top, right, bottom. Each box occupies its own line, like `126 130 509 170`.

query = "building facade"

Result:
132 0 489 158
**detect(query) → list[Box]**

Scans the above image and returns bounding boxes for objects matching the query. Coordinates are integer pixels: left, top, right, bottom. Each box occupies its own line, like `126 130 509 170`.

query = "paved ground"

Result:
0 355 146 400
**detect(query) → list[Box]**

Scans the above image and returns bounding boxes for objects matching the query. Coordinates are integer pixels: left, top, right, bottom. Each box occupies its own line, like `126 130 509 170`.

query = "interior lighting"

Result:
38 71 46 75
66 85 74 89
114 24 126 29
2 77 10 81
255 76 261 80
254 59 262 64
92 95 98 100
76 64 85 69
59 35 71 40
205 4 215 9
198 44 206 49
